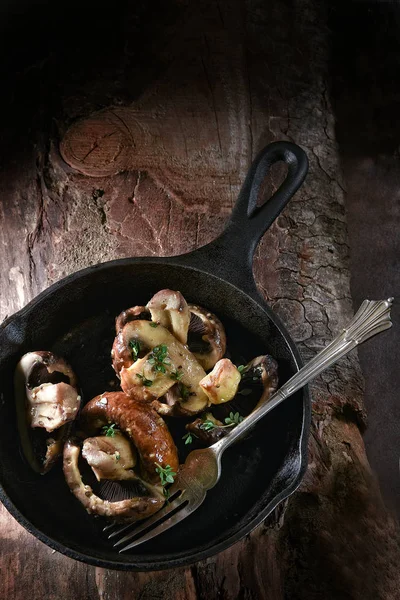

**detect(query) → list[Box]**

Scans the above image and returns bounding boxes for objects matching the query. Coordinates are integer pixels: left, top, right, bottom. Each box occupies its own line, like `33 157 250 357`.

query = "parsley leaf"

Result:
182 432 194 445
200 419 217 431
237 364 245 374
155 463 176 498
136 372 153 387
178 382 191 401
224 411 244 426
102 423 118 437
238 388 252 396
129 339 141 361
148 344 170 374
170 369 184 381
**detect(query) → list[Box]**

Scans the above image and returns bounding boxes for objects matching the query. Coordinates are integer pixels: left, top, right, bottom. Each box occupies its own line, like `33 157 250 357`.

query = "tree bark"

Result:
0 1 399 598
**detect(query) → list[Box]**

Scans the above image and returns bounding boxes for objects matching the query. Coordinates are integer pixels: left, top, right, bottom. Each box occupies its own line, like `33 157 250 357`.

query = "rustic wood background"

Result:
0 1 399 598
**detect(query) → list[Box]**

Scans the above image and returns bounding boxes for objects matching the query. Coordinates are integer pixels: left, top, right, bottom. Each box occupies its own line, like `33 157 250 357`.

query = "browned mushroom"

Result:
115 305 150 334
186 412 228 444
184 354 279 446
146 289 190 344
63 392 178 521
15 351 81 474
199 359 241 404
187 305 226 371
115 320 209 414
79 392 179 481
82 433 137 482
63 440 164 521
243 355 279 408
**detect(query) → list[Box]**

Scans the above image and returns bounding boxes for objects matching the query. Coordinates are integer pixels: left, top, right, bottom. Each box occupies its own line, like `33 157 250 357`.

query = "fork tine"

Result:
118 500 201 553
107 521 135 540
103 521 118 533
113 493 185 548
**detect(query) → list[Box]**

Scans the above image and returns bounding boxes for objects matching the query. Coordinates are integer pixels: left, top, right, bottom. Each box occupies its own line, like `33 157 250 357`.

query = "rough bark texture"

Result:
0 1 399 599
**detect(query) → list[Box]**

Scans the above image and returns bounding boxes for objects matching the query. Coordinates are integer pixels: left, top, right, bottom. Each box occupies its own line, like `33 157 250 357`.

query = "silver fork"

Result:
106 298 393 553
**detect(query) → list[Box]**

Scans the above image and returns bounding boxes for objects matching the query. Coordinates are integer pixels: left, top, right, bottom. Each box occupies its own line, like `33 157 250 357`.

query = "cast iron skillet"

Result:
0 141 310 570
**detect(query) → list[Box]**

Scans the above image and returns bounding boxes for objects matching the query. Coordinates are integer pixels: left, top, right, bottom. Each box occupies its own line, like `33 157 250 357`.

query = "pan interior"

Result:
0 261 306 568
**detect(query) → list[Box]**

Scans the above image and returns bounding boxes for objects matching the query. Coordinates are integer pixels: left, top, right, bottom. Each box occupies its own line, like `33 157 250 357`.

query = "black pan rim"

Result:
0 254 311 570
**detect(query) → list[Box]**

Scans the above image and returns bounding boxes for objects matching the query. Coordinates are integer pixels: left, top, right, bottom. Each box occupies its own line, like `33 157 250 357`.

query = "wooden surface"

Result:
0 1 399 598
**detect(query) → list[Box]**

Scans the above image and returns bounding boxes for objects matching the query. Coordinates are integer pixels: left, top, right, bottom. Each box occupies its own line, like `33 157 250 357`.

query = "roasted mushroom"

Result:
79 392 179 482
186 412 228 444
146 289 190 344
241 355 279 409
187 304 226 371
184 354 279 446
82 433 137 482
63 392 178 521
200 359 241 404
115 320 209 415
115 305 150 334
15 351 81 474
64 440 165 521
112 307 150 374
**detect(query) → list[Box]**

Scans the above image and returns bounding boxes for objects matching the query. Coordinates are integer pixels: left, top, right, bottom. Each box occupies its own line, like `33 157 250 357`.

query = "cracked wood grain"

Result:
0 0 399 598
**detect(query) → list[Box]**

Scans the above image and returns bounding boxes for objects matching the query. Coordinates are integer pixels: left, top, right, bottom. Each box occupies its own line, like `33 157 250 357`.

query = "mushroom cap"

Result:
80 391 179 482
187 305 227 371
14 351 81 474
63 440 165 522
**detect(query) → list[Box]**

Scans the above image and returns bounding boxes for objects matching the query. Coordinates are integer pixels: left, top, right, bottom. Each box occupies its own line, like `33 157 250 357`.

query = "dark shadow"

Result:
329 0 400 516
0 0 181 166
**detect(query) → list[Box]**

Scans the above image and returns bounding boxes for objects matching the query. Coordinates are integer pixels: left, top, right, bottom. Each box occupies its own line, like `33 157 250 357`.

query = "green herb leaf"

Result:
155 463 176 492
129 339 141 361
238 388 252 396
170 369 184 381
148 344 170 374
224 411 244 426
237 364 245 373
178 382 191 401
115 452 121 461
149 322 159 328
102 423 118 437
200 419 217 431
182 432 193 445
136 372 153 387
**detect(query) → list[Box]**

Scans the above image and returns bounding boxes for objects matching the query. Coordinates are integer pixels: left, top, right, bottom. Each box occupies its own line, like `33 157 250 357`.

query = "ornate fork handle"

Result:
213 298 394 455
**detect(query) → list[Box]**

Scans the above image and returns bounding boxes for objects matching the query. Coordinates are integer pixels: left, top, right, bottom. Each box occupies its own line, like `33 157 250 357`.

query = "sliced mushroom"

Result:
29 382 81 432
15 351 81 474
82 433 137 482
186 412 228 444
185 354 279 447
112 306 153 374
150 382 205 417
241 355 279 408
79 392 179 482
64 392 178 521
187 305 226 371
200 359 241 404
146 289 190 344
117 320 209 415
115 306 150 334
64 440 165 522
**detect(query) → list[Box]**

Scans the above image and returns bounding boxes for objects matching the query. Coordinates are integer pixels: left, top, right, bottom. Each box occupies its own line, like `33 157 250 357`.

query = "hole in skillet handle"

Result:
239 141 309 231
255 162 288 209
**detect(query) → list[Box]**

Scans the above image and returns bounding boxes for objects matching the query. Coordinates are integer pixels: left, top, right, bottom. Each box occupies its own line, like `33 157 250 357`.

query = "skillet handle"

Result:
182 141 308 291
229 141 308 243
